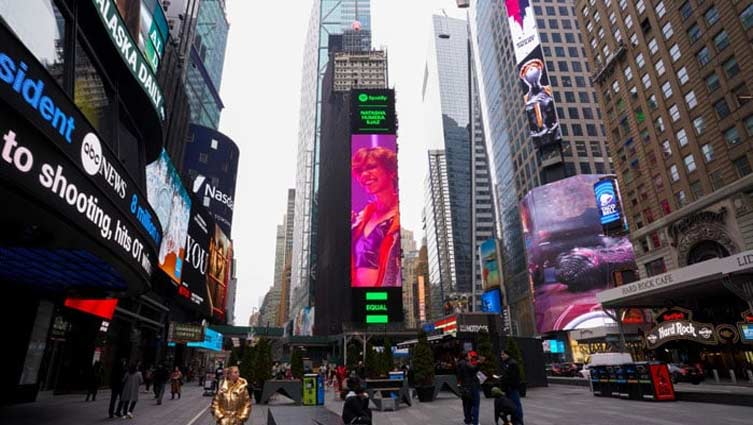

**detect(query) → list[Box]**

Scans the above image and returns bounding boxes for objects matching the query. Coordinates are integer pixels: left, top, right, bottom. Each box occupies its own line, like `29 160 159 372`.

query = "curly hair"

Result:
351 147 398 189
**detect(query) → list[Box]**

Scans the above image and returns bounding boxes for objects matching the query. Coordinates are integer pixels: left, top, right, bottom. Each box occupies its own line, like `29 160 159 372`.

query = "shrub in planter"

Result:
505 338 527 397
412 331 435 402
254 337 274 401
291 347 304 380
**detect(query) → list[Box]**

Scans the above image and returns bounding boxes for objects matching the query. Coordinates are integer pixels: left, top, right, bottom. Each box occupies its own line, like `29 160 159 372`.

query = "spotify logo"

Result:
358 93 368 102
81 132 102 176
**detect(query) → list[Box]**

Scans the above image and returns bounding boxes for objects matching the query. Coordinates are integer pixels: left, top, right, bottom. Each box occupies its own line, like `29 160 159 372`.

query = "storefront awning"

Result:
597 250 753 309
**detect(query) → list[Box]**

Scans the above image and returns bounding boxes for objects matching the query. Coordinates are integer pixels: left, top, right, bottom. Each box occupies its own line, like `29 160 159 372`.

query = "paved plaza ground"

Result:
0 383 750 425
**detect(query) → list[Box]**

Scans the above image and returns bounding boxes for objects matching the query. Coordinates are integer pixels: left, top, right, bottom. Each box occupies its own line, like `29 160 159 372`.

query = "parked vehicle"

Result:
668 363 704 385
579 353 634 380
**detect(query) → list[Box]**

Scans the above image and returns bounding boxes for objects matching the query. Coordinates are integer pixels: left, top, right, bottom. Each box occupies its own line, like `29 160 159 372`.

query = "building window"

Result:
676 190 688 207
583 107 594 119
644 208 655 224
742 4 753 29
662 22 673 40
697 47 711 66
684 154 697 173
590 141 602 157
612 80 620 93
568 107 580 119
648 38 659 54
669 44 681 63
688 24 702 43
670 164 680 182
572 124 584 136
690 181 704 200
656 1 666 18
714 99 731 119
677 129 688 147
662 140 672 158
630 32 639 47
576 141 588 156
705 73 720 92
705 6 720 26
636 0 646 14
734 156 752 177
724 127 741 145
648 94 658 109
677 67 689 85
661 81 673 99
636 53 645 68
587 124 598 136
723 57 740 78
693 116 706 135
656 59 666 76
655 116 665 133
710 170 724 191
661 199 672 215
713 31 730 51
745 116 753 137
624 66 633 81
736 85 751 107
642 73 652 89
702 144 714 162
645 258 667 277
680 1 693 19
685 90 697 109
580 162 592 174
669 104 681 122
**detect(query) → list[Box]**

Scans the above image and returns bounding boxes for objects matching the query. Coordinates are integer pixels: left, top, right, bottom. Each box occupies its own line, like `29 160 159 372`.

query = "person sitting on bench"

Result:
342 385 372 425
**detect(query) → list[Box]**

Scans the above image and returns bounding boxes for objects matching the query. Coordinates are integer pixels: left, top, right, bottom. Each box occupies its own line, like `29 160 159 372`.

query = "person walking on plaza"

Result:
153 363 169 405
143 365 153 392
170 366 184 399
497 350 524 425
116 364 143 419
85 361 102 402
457 351 485 425
211 366 251 425
108 358 127 418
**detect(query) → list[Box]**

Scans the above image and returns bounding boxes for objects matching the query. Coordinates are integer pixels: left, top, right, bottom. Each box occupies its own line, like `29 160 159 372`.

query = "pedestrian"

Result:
85 360 102 402
116 364 143 419
498 350 524 425
170 366 184 399
143 365 153 392
153 363 169 405
342 384 371 424
211 366 251 425
108 358 127 418
491 387 517 425
335 364 347 392
457 351 485 425
355 361 366 380
215 362 225 393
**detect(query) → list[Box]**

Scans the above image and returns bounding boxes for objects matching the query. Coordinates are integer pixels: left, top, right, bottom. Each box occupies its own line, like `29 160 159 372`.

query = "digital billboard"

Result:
184 125 240 237
137 0 169 72
187 327 223 352
351 134 401 288
520 175 637 334
146 149 191 284
480 288 502 314
504 1 562 150
594 177 624 229
479 239 501 290
207 224 231 320
179 193 214 316
294 306 315 336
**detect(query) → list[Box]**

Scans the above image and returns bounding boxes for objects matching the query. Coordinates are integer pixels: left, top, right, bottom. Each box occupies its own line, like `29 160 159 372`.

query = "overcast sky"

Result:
220 0 467 325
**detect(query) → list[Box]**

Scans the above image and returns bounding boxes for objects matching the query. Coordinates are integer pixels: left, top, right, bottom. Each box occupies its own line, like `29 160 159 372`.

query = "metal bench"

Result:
364 378 412 410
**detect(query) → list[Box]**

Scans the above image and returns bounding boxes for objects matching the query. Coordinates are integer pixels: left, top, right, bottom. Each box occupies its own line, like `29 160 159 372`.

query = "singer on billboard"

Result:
351 146 401 288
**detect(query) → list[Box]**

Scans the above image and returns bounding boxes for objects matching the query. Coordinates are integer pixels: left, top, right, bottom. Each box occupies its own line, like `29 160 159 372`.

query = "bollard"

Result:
712 369 720 384
747 370 753 384
729 370 737 385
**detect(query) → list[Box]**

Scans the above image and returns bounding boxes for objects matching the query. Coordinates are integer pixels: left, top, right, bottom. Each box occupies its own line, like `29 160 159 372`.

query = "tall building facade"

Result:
469 0 612 336
401 229 419 328
290 0 372 329
333 50 387 92
278 189 296 326
184 0 229 129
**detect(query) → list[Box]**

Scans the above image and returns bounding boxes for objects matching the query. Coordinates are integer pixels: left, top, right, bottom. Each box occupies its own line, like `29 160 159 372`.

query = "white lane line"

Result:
186 405 209 425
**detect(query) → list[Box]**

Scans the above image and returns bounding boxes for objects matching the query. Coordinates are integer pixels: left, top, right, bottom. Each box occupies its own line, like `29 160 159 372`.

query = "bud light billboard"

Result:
351 134 401 288
520 175 637 333
146 149 191 284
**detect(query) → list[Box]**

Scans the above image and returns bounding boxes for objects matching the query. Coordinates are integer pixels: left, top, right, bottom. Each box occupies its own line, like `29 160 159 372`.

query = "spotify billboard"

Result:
0 23 161 290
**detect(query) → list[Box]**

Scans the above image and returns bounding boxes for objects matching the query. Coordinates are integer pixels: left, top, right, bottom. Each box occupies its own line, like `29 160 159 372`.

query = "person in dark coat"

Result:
457 351 485 425
153 363 170 405
497 350 524 425
341 386 371 424
116 364 143 418
491 387 517 425
108 358 127 418
85 361 103 401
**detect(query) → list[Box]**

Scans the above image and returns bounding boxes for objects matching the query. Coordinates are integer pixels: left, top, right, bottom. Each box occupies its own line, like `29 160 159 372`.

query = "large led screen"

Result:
207 224 231 320
146 150 191 284
504 1 562 150
480 288 502 314
520 175 637 334
480 239 501 290
351 134 402 288
179 194 214 316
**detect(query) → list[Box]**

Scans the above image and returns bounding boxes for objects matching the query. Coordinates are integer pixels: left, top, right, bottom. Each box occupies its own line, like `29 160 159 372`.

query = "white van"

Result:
579 353 634 380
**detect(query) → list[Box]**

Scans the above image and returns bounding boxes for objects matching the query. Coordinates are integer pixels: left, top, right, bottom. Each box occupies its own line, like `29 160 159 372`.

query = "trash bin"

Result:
590 366 603 396
623 363 641 400
635 362 654 401
615 364 629 399
316 374 325 405
303 374 318 406
647 363 675 401
605 365 619 397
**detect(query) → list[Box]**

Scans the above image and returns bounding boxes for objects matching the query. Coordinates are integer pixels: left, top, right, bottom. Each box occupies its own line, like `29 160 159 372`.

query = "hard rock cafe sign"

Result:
644 307 718 349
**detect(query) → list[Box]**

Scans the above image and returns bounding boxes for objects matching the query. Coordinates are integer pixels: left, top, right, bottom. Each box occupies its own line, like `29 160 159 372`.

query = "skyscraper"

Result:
184 0 230 129
423 15 496 313
401 229 419 328
278 189 296 326
469 0 613 336
575 1 753 278
290 0 372 329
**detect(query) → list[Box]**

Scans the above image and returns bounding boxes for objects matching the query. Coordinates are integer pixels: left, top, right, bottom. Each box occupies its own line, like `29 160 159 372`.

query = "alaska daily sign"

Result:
0 24 161 283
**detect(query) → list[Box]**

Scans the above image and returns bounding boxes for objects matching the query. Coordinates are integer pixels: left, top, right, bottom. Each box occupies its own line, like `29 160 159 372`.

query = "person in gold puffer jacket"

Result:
211 366 251 425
